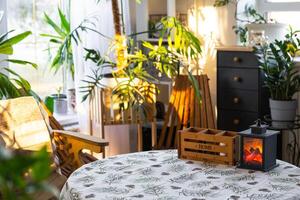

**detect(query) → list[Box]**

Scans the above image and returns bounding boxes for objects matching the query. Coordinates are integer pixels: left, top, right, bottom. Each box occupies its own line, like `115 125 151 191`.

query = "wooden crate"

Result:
178 127 239 165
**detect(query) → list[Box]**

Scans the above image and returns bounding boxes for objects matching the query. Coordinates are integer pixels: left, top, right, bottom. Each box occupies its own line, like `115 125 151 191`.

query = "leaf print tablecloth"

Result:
60 150 300 200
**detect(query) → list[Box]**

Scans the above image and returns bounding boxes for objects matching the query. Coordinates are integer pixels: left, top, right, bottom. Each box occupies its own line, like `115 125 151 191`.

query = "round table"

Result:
60 150 300 200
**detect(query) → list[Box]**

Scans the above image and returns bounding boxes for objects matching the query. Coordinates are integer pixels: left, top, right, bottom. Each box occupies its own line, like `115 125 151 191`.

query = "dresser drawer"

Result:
218 89 258 112
217 110 258 132
218 68 259 90
217 51 258 68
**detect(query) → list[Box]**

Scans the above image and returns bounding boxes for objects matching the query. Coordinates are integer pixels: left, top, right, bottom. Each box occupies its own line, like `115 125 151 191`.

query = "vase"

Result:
53 94 68 114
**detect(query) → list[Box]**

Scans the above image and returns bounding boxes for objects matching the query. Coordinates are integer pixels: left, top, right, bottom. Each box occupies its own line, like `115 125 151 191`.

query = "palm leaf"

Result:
58 8 70 33
43 13 66 37
4 59 37 68
0 31 31 55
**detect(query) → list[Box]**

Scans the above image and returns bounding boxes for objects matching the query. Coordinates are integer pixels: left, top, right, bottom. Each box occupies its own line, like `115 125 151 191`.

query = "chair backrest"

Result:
89 86 156 151
0 97 78 177
156 75 216 149
0 97 51 150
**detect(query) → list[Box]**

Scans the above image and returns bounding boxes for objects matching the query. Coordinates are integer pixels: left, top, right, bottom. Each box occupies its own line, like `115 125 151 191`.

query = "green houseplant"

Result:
42 8 76 113
42 8 74 80
54 0 202 118
255 28 300 127
0 30 37 99
81 16 202 116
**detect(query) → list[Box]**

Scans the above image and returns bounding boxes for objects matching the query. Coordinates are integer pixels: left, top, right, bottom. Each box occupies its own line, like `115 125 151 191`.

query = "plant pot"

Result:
269 99 297 128
246 23 287 43
53 95 68 114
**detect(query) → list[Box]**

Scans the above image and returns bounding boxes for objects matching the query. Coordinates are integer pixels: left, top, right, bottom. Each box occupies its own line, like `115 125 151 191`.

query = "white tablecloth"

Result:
60 150 300 200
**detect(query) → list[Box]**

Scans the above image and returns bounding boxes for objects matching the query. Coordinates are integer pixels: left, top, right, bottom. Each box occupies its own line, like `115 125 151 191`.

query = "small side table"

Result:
264 115 300 166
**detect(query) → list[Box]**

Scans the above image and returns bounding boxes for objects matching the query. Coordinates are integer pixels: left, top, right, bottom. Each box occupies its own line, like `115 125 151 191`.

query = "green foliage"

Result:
0 30 38 99
81 17 202 113
255 27 300 100
244 6 267 24
42 8 74 80
232 25 248 45
0 146 55 200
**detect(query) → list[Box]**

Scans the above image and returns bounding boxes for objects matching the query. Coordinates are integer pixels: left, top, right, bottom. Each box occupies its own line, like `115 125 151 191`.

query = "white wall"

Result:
188 0 237 116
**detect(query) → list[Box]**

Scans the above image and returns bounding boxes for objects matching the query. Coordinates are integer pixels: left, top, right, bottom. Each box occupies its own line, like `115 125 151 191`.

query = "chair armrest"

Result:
52 130 109 146
51 130 109 167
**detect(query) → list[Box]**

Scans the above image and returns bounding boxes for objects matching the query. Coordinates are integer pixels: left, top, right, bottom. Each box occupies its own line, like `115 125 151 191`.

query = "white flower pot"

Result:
269 99 297 128
54 98 68 114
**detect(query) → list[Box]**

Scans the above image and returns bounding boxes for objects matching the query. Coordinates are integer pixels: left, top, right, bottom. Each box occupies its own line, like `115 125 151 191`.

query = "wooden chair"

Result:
89 86 157 153
0 96 108 178
155 75 216 149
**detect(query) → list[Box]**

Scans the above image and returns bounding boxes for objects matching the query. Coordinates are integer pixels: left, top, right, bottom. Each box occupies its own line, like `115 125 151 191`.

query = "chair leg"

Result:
151 120 157 149
137 123 143 151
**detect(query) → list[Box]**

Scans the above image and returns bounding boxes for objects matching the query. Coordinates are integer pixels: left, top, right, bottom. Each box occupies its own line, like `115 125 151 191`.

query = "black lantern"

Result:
238 120 280 171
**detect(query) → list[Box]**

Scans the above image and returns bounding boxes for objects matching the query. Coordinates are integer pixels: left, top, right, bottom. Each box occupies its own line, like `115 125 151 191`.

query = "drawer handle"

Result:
233 56 241 63
233 76 241 82
233 118 240 125
233 97 240 104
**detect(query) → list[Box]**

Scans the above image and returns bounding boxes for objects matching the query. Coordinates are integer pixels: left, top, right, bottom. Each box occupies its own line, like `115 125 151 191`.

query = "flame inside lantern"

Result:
243 137 263 166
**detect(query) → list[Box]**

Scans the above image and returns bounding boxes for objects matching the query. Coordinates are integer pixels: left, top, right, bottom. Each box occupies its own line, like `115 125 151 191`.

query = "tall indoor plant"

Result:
76 0 202 116
255 28 300 126
42 8 76 113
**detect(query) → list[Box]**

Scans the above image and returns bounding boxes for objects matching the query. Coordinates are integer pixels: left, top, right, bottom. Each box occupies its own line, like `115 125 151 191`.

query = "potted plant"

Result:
53 86 68 114
41 8 76 113
255 28 300 127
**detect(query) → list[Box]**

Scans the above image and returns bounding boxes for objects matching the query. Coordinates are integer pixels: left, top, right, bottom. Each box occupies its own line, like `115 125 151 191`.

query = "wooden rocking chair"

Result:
155 75 216 149
0 96 108 176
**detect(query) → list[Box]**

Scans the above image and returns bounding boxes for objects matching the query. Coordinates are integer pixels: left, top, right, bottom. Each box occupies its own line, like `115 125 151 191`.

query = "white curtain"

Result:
71 0 132 134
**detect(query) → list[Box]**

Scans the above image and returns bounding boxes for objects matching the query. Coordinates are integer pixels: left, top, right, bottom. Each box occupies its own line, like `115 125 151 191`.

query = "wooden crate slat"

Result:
180 150 233 163
181 132 236 144
180 140 230 154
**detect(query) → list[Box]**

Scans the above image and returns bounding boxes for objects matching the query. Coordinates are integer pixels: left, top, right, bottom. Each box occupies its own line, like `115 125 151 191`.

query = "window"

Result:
257 1 300 30
6 0 64 98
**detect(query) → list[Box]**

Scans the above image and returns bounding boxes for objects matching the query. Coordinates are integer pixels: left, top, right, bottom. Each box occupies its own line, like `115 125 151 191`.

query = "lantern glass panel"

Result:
243 137 263 167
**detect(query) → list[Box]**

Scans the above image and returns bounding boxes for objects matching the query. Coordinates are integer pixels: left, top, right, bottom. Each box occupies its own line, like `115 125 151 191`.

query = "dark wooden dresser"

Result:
217 47 270 132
